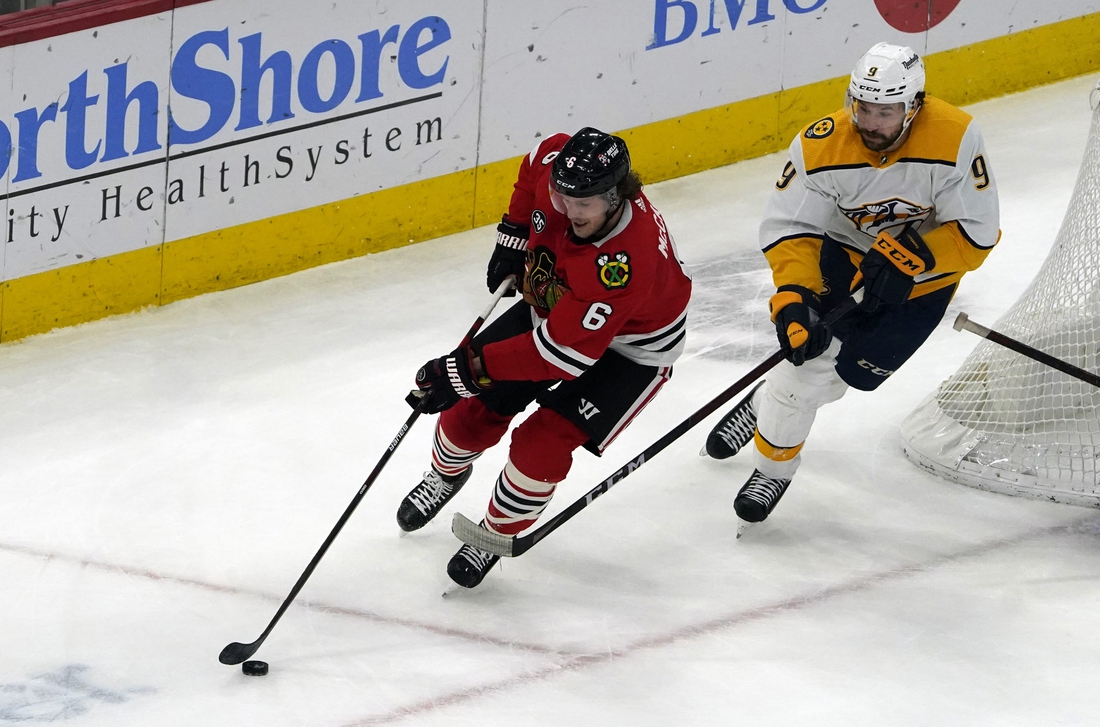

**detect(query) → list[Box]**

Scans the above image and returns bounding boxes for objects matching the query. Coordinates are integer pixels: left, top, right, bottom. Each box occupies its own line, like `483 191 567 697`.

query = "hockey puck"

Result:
242 660 269 676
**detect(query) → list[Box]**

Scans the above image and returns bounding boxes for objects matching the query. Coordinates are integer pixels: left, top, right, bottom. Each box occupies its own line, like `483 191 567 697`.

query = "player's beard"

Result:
860 128 900 152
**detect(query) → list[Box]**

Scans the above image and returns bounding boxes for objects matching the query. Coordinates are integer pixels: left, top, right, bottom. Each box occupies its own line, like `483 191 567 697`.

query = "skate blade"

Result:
441 582 464 598
699 445 709 457
736 519 756 539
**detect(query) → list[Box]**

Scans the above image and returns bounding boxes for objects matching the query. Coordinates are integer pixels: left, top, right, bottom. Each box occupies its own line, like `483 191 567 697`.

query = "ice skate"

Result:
396 466 473 532
702 381 764 459
734 468 791 526
446 526 501 589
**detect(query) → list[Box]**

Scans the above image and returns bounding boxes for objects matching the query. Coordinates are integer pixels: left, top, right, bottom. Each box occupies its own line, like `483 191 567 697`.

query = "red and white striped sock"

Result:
485 458 557 535
432 421 482 478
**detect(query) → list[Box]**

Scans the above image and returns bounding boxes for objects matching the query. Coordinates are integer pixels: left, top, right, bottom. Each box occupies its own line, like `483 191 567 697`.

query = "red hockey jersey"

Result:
482 134 692 383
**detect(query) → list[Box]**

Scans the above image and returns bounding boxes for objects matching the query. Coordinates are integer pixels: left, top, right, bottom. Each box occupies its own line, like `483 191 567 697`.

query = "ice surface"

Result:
1 75 1098 726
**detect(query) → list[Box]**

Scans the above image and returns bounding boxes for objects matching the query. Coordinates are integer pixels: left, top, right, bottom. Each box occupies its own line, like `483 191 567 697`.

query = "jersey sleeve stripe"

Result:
614 310 687 348
955 220 997 250
533 322 596 378
653 330 687 353
762 233 825 254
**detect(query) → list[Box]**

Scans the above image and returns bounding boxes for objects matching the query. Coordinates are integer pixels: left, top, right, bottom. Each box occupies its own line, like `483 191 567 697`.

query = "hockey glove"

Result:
858 226 935 313
410 346 490 414
486 216 529 297
770 285 832 367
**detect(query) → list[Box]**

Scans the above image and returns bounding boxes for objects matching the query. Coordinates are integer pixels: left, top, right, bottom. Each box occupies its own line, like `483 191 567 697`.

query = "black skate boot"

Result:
447 523 501 589
703 381 764 459
396 466 473 532
734 469 792 523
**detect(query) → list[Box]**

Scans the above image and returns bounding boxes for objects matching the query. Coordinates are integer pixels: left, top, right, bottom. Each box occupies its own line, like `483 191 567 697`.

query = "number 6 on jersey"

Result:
582 302 613 330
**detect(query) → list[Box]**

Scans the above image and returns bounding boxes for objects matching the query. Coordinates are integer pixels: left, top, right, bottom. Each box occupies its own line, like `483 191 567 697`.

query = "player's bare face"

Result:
559 194 619 239
856 101 907 152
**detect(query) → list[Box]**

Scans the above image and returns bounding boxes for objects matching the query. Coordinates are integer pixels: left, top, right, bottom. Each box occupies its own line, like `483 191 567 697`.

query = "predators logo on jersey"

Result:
840 197 932 237
596 252 631 290
524 246 570 311
804 118 834 139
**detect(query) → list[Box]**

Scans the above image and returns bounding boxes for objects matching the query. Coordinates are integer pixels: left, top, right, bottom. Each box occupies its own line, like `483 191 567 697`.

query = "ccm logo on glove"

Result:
872 230 931 275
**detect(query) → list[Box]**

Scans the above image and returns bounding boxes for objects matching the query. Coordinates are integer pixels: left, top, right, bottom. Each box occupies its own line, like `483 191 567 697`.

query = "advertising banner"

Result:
1 0 481 282
0 0 1097 340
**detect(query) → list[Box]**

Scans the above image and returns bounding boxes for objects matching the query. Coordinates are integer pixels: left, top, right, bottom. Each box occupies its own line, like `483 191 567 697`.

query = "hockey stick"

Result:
219 277 514 666
452 291 863 558
953 312 1100 389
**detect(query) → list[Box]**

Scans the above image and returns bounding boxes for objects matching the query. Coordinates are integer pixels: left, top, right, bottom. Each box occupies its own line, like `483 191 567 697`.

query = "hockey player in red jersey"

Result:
397 127 692 588
703 43 1000 529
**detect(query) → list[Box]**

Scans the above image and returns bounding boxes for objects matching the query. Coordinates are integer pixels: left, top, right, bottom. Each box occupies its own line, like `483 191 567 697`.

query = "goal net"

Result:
900 81 1100 507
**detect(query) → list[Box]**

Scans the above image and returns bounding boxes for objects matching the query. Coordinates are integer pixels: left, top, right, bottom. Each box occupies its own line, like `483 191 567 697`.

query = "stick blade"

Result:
219 641 257 665
451 513 515 557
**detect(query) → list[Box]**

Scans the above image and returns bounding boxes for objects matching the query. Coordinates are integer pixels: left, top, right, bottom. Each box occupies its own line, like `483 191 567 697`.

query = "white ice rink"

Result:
2 74 1099 726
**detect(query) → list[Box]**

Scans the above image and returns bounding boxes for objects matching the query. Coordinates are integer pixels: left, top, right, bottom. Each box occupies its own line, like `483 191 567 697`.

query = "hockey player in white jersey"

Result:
703 42 1001 527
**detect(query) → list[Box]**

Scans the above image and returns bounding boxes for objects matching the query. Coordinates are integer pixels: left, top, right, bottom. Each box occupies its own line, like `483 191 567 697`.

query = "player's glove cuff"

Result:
495 217 530 251
487 216 529 297
411 347 490 414
770 285 830 367
769 284 821 322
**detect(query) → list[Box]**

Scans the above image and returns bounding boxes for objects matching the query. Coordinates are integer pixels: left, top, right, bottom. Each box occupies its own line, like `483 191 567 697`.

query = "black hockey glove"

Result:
858 226 935 313
486 216 529 297
409 346 490 414
770 285 832 367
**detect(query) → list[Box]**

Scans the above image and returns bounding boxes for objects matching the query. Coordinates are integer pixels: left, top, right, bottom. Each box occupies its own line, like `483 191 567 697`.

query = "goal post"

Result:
900 79 1100 507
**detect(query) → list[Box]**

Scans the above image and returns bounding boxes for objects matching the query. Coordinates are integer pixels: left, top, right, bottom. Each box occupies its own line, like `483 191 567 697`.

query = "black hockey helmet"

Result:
551 127 630 198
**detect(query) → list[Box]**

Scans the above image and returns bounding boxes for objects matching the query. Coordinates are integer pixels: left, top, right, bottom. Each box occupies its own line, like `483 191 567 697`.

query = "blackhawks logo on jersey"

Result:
596 252 631 290
840 197 933 237
524 246 569 311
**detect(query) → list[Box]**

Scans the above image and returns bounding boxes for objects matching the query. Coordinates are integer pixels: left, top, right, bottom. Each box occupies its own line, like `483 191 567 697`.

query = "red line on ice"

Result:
343 517 1096 725
0 540 573 657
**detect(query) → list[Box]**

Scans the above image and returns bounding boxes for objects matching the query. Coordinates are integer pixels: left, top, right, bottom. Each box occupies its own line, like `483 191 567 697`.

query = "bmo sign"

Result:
646 0 828 49
647 0 971 49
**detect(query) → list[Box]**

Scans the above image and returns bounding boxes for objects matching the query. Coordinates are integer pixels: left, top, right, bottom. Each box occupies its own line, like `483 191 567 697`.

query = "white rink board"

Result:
476 1 786 161
0 0 1096 282
926 0 1100 52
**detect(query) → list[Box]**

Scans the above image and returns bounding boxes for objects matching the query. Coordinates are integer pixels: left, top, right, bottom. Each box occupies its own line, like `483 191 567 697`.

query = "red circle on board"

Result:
874 0 963 33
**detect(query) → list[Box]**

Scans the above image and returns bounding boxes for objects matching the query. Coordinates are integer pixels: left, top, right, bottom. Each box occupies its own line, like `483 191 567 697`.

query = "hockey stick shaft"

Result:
953 312 1100 389
454 292 862 558
459 277 517 348
220 277 514 665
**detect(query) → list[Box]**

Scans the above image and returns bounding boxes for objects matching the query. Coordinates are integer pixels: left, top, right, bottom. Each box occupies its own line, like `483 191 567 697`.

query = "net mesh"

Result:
902 86 1100 502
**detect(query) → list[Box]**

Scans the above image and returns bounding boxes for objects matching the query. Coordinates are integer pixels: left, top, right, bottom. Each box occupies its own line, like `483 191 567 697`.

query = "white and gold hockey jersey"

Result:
760 97 1001 299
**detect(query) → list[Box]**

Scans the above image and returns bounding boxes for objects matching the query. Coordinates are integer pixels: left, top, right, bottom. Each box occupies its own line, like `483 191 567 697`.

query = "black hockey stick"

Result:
452 291 863 558
953 312 1100 388
219 277 514 666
